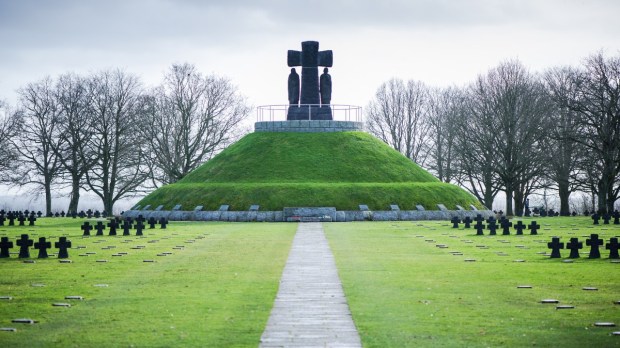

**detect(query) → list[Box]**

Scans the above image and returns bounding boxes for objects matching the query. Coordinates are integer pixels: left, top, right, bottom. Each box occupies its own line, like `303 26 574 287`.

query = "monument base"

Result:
287 105 332 120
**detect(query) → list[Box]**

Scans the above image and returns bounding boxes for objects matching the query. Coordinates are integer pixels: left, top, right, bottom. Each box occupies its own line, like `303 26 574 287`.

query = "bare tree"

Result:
142 63 250 186
84 70 148 214
9 78 63 214
548 52 620 213
366 78 432 166
0 100 20 180
53 73 94 213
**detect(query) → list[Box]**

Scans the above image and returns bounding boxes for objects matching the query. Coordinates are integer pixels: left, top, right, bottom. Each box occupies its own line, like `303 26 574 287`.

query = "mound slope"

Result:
136 132 483 211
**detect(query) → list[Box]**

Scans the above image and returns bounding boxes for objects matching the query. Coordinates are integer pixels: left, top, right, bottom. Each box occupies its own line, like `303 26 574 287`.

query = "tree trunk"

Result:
558 180 571 216
598 181 607 214
45 182 52 216
68 175 80 213
514 190 524 217
505 189 514 216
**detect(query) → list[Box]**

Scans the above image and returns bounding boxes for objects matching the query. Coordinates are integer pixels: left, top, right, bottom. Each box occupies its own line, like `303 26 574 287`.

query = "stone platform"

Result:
254 120 363 133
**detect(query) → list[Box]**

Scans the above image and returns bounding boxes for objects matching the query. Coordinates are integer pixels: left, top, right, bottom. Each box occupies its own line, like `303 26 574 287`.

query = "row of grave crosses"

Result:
591 211 620 225
547 234 619 259
0 235 71 259
451 215 543 236
80 216 167 237
0 209 112 226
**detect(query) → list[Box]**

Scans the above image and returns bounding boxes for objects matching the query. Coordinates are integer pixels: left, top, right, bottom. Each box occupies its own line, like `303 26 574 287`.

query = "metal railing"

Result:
256 104 362 122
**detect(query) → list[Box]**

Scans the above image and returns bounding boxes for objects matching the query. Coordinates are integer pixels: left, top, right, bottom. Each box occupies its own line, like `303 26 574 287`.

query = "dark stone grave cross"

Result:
602 213 611 224
475 221 485 236
474 214 484 224
95 221 105 236
527 221 540 235
28 214 36 226
55 237 72 259
591 213 600 225
613 210 620 225
122 219 133 236
514 221 526 235
107 220 118 236
34 237 51 258
450 216 461 228
135 221 145 236
487 220 498 235
486 216 496 224
0 236 13 258
586 234 603 259
287 41 333 120
566 237 583 258
8 212 15 226
547 237 564 258
0 214 5 226
16 234 33 258
148 217 157 229
606 237 620 259
501 220 512 235
463 216 472 228
158 217 168 229
81 222 92 236
17 215 26 226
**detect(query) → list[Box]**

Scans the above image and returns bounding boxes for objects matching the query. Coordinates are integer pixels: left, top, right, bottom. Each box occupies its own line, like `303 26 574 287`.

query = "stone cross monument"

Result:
287 41 333 120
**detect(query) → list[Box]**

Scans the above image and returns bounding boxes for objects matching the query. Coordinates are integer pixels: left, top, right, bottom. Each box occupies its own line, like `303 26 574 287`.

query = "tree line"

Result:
367 51 620 216
0 63 250 215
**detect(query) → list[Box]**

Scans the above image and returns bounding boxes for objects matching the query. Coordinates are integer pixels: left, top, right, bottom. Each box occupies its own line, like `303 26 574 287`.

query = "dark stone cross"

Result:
94 210 101 218
158 217 168 229
547 237 564 258
474 214 484 224
602 213 611 224
463 216 472 228
613 210 620 225
566 238 583 258
527 221 540 235
148 217 157 229
55 236 72 259
28 215 36 226
514 221 526 235
8 212 15 226
486 216 496 225
501 220 512 235
107 219 118 236
0 236 13 258
17 215 26 226
475 221 485 236
135 215 146 224
122 219 133 236
487 220 498 235
450 216 461 228
586 234 603 259
287 41 333 120
34 237 51 259
81 222 92 236
135 221 145 236
591 213 600 225
0 215 5 226
16 234 33 258
606 237 620 259
95 221 105 236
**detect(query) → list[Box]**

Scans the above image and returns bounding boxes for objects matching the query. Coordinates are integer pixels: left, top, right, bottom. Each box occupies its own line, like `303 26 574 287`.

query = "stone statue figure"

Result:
320 68 332 105
288 68 300 105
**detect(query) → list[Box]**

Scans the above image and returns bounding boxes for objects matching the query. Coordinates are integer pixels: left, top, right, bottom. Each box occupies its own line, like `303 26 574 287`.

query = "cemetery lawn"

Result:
325 217 620 347
0 219 296 347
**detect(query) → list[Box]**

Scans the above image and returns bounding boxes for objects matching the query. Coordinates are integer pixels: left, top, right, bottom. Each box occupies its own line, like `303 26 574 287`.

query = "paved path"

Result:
259 222 362 348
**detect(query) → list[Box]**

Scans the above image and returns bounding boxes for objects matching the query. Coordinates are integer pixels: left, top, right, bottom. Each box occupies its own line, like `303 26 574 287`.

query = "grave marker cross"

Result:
122 220 133 236
148 217 157 229
17 215 26 226
95 221 105 236
602 213 611 224
586 234 603 259
527 221 540 235
613 210 620 225
591 213 600 225
34 237 51 258
501 220 512 235
28 215 36 226
16 234 33 258
135 221 145 236
463 216 472 228
514 221 526 235
566 237 583 258
450 216 461 228
158 217 168 229
107 220 119 236
0 236 13 258
475 221 485 236
547 237 564 258
487 220 498 235
606 237 619 259
55 236 72 259
81 222 92 236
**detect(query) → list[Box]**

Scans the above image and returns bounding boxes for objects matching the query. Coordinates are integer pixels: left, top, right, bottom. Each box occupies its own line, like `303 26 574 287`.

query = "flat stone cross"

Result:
122 220 132 236
0 236 13 258
613 210 620 224
81 222 92 236
148 217 157 229
95 221 105 236
34 237 52 259
16 234 33 258
107 220 118 236
475 221 485 236
474 214 484 223
602 213 611 224
463 216 472 228
135 221 145 236
566 237 582 258
0 215 5 226
55 237 72 259
450 216 460 228
487 220 498 235
606 237 619 259
17 215 26 226
28 215 36 226
547 237 564 258
158 217 168 229
592 213 600 225
288 41 333 106
587 234 603 258
501 220 512 235
528 221 540 235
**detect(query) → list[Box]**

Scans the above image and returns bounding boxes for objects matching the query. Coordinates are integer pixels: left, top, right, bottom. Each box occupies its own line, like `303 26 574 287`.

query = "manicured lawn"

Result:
0 218 296 347
324 217 620 347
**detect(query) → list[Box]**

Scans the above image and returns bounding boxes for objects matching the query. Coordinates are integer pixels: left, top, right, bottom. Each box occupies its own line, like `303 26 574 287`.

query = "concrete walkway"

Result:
259 222 362 348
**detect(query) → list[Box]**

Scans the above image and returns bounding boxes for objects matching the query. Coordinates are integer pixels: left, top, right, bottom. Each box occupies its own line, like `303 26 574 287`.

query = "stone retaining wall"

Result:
254 120 364 133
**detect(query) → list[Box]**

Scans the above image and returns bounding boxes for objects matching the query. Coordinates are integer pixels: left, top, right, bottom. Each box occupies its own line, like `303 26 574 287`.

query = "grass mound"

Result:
137 132 482 210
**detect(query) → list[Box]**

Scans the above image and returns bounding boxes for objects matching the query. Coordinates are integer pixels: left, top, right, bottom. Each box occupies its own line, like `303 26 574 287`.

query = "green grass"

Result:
0 218 296 347
324 217 620 347
136 132 483 211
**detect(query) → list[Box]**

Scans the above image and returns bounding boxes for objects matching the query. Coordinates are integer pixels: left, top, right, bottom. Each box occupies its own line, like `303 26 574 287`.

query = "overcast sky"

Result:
1 0 619 111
